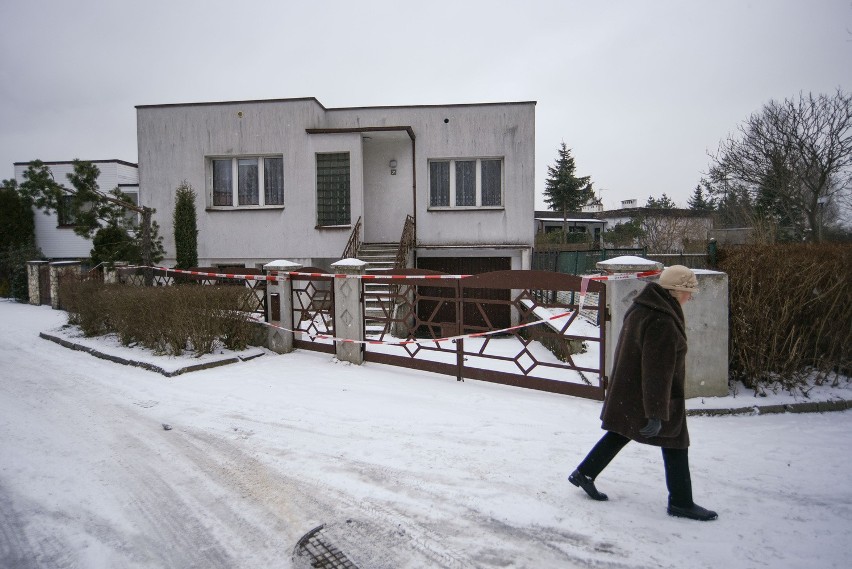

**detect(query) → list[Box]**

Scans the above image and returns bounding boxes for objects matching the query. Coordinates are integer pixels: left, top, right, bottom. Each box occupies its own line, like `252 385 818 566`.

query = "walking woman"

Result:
569 265 718 521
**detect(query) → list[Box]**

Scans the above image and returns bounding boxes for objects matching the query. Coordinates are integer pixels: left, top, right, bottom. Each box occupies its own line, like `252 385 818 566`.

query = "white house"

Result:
136 97 536 273
597 204 713 252
533 210 605 243
13 160 139 261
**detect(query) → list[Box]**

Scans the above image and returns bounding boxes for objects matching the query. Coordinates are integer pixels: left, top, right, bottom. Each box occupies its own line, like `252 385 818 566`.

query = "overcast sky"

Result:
1 0 849 210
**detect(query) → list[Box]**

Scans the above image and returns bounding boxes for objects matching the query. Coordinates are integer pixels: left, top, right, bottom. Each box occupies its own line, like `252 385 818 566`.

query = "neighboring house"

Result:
13 160 139 261
597 204 713 252
533 210 605 243
136 97 536 273
533 202 714 252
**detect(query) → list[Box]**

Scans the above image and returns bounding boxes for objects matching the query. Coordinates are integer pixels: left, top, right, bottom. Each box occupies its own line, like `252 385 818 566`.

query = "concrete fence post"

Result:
263 260 302 354
331 258 367 365
48 261 81 310
597 256 729 398
104 262 128 284
27 260 48 305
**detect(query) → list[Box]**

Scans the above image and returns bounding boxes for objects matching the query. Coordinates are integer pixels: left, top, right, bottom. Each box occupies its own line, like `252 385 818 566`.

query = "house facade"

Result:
136 97 536 272
533 210 605 244
13 160 139 261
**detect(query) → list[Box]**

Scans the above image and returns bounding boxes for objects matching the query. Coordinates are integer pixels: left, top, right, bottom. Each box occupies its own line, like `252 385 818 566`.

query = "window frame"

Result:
207 155 285 209
427 157 504 210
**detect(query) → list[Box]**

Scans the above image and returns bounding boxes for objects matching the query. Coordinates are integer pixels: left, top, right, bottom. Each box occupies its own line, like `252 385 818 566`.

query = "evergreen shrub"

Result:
59 280 256 356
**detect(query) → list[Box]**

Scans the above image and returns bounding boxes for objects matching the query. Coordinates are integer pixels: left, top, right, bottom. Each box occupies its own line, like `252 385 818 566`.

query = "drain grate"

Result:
294 524 359 568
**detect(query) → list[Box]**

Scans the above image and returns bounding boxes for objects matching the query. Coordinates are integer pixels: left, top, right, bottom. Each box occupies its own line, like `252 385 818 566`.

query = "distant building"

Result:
533 210 605 243
13 160 139 261
534 201 714 252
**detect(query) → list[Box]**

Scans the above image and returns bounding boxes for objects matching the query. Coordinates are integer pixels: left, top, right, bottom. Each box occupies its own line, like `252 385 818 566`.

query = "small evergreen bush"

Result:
60 281 257 356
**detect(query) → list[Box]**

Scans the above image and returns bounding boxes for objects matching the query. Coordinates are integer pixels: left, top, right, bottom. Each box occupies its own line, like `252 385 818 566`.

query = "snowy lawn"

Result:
1 299 850 568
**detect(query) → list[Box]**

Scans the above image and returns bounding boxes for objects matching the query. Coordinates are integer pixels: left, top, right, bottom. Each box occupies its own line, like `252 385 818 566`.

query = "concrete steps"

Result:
357 243 399 323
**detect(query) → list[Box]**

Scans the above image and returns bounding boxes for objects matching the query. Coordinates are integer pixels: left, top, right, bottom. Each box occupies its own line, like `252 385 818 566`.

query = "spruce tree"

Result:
173 181 198 270
646 193 676 209
687 184 716 211
543 142 595 240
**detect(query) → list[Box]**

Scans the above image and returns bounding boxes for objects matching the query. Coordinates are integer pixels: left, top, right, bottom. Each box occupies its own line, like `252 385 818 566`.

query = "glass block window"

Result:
316 152 351 226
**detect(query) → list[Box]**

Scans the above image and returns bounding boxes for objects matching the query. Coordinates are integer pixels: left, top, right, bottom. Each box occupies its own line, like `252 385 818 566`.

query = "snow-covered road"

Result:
1 300 850 568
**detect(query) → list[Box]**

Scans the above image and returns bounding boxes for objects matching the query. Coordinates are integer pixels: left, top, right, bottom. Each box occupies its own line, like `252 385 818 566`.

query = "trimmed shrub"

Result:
718 243 851 393
60 281 257 357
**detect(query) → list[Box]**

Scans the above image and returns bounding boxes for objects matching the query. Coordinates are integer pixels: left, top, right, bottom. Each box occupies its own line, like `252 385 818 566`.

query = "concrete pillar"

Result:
263 259 302 354
597 256 729 398
331 258 367 365
104 262 128 284
48 261 82 310
27 260 48 305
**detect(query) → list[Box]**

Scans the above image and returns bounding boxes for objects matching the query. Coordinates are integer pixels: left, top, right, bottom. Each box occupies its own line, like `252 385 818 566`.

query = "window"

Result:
429 161 450 207
121 191 140 226
238 159 258 205
455 161 476 206
428 158 503 209
57 195 77 226
264 157 284 205
316 152 350 226
210 156 284 208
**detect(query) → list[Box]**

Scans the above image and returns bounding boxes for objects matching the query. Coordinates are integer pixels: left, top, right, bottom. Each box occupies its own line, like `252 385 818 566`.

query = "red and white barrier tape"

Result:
119 265 660 345
122 265 470 282
262 307 579 347
577 269 661 312
124 265 660 285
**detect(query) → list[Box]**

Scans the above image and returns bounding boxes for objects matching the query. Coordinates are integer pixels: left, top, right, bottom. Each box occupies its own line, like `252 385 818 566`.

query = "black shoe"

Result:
667 501 718 521
568 469 608 501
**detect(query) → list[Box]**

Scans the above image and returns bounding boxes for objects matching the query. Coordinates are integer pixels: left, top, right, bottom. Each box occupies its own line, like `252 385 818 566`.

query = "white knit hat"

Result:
658 265 699 293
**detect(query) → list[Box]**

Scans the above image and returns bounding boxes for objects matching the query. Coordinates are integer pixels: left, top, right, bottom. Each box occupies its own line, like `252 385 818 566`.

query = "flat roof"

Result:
535 217 605 223
136 96 536 111
14 159 137 168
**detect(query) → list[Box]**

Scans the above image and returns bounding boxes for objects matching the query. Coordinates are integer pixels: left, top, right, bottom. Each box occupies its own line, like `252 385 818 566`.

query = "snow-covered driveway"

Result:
1 300 849 568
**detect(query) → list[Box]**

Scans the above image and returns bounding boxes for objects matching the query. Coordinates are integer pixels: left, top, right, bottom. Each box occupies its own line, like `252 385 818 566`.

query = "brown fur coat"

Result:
600 282 690 448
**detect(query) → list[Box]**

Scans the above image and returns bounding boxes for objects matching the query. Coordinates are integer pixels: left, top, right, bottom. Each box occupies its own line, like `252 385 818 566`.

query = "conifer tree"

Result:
687 184 716 211
173 181 199 270
645 193 677 209
543 142 595 240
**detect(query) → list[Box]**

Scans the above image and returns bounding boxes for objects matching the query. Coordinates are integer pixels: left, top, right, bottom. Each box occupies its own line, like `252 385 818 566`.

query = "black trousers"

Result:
577 431 693 507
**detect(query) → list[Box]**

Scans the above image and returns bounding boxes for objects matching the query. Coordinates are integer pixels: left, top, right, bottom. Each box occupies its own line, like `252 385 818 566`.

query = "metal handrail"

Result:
341 216 362 259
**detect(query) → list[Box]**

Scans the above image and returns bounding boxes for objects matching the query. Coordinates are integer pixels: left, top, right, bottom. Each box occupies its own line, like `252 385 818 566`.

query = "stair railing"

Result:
342 216 362 259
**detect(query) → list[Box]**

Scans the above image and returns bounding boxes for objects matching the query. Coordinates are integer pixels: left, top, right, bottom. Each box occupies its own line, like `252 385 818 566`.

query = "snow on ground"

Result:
1 299 850 568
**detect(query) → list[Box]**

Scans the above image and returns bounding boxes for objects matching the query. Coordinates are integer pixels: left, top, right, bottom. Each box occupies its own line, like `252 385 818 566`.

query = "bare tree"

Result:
707 90 852 242
638 213 710 253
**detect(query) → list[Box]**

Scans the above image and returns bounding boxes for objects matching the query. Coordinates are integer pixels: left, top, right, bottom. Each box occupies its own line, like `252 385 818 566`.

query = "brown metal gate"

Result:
290 268 336 354
362 269 607 400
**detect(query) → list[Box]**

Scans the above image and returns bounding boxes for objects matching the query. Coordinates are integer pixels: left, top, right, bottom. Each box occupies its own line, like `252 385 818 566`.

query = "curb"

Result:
687 399 851 417
39 332 262 377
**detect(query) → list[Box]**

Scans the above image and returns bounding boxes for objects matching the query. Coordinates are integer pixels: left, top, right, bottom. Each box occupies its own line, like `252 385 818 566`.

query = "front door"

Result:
362 137 412 243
